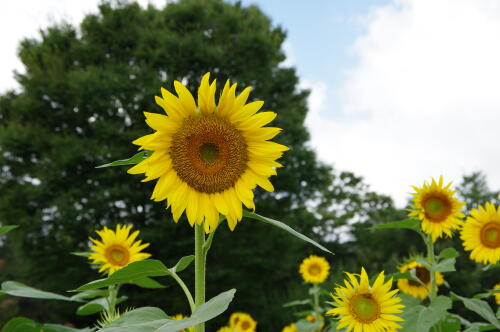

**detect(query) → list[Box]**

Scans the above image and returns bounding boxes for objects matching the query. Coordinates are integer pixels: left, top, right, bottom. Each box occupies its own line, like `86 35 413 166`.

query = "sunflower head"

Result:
217 327 234 332
461 202 500 265
306 313 324 331
89 224 151 275
397 259 444 300
299 255 331 284
229 313 256 332
128 73 288 233
281 323 298 332
494 283 500 305
327 268 405 332
409 176 465 241
171 314 194 332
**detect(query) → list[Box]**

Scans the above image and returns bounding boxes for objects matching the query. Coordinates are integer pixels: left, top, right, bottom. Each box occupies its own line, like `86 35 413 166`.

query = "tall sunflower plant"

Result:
87 73 333 332
368 176 500 332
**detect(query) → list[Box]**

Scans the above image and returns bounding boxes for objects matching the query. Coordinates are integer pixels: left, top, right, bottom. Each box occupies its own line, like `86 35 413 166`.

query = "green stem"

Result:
107 285 117 315
313 285 320 312
426 234 437 301
171 272 195 313
194 223 206 332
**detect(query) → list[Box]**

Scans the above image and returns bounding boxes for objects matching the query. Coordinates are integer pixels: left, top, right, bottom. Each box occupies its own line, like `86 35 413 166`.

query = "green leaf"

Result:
2 318 93 332
70 289 109 301
432 258 456 273
76 296 127 316
401 296 452 332
71 251 91 258
98 289 236 332
482 263 500 271
431 313 461 332
452 293 500 329
372 218 420 232
243 211 333 254
132 277 166 289
169 255 194 273
283 299 311 308
296 317 322 332
42 324 94 332
76 260 170 291
438 247 459 259
464 323 497 332
96 151 152 168
0 225 18 236
1 281 76 301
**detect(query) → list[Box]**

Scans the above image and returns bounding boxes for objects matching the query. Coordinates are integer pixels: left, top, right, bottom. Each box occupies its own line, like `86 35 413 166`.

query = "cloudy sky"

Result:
2 0 500 206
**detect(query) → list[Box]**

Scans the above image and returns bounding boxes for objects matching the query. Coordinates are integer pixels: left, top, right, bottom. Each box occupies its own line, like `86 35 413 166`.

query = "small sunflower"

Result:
460 202 500 264
397 260 444 300
217 327 234 332
281 323 298 332
306 314 325 331
493 283 500 305
129 73 288 233
409 176 465 241
89 225 151 275
231 313 256 332
327 268 405 332
171 314 194 332
299 255 331 284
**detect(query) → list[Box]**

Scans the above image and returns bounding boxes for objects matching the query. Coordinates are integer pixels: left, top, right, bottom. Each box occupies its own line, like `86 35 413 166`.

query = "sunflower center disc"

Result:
105 245 130 266
480 222 500 248
170 114 248 193
351 293 380 323
409 266 430 286
308 265 321 276
241 321 251 330
423 195 451 222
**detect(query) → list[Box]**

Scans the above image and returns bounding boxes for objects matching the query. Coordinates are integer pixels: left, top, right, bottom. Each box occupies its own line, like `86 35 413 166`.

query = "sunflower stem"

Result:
426 234 437 301
194 223 206 332
312 284 320 312
107 285 117 315
171 272 195 313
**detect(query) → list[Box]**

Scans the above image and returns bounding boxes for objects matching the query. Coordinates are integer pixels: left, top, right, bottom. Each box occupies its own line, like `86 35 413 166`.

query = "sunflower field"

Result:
0 1 499 332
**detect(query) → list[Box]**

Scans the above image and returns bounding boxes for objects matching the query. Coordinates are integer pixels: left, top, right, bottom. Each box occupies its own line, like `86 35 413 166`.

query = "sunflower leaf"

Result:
1 281 77 302
451 293 500 329
243 211 333 254
169 255 194 273
482 263 500 271
0 225 18 236
372 218 421 232
283 299 311 308
96 151 152 168
431 258 456 272
71 251 91 258
438 247 459 259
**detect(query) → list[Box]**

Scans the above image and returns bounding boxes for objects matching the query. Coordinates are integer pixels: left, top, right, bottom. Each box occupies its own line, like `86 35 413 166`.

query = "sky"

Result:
2 0 500 206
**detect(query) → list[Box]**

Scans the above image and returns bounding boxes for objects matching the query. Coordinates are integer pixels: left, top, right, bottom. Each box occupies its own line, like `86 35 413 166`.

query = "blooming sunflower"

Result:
281 323 298 332
397 260 444 300
494 283 500 305
231 313 256 332
171 314 194 332
327 268 405 332
299 255 331 283
89 225 151 275
128 73 287 233
461 202 500 264
306 314 325 331
217 327 234 332
409 176 465 241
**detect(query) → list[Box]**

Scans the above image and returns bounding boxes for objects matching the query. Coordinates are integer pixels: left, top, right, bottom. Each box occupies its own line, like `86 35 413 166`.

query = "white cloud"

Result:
306 0 500 206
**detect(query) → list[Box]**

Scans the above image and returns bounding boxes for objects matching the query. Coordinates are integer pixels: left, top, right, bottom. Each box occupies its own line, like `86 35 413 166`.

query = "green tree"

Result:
0 0 406 329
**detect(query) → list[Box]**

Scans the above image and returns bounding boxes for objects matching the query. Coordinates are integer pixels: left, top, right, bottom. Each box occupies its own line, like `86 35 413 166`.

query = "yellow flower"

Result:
128 73 288 233
217 327 235 332
397 260 444 300
229 312 256 332
306 314 325 331
299 255 330 283
409 176 465 241
494 283 500 305
460 202 500 264
327 268 405 332
281 323 298 332
89 224 151 275
171 314 194 332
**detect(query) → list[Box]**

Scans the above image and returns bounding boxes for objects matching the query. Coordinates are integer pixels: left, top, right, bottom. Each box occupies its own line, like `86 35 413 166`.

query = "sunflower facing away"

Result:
89 224 151 275
327 268 405 332
281 323 298 332
128 73 288 233
299 255 331 284
409 176 465 241
171 314 194 332
397 260 444 300
460 202 500 264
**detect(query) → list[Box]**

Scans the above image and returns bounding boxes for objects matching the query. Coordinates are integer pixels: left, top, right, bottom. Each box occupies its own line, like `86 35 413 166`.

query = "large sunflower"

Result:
299 255 331 284
397 260 444 300
327 268 405 332
409 176 465 241
460 202 500 264
129 73 287 233
89 225 151 275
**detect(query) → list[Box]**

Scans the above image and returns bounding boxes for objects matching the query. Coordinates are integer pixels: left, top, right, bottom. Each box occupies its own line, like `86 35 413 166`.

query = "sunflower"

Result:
89 225 151 275
397 260 444 300
306 314 325 331
327 268 405 332
171 314 194 332
460 202 500 264
299 255 331 283
231 313 256 332
217 327 234 332
494 283 500 305
409 176 465 241
281 323 298 332
128 73 287 233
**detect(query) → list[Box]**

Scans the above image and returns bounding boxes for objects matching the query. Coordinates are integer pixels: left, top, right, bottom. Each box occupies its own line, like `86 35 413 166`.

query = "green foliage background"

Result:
0 0 498 330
